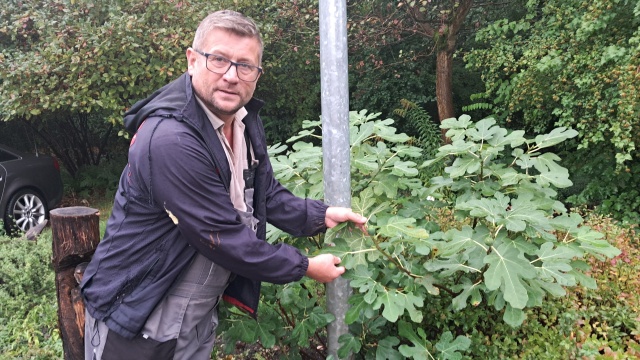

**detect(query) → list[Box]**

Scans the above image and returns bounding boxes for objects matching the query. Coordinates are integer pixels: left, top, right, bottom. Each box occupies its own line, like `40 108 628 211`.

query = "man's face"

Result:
187 29 261 122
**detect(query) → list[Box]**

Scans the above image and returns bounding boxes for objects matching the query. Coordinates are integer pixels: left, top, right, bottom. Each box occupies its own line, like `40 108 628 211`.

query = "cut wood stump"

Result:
50 206 100 360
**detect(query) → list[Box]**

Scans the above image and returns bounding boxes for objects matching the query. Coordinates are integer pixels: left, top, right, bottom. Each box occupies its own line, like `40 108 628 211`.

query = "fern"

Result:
462 92 494 112
393 99 443 181
462 102 493 112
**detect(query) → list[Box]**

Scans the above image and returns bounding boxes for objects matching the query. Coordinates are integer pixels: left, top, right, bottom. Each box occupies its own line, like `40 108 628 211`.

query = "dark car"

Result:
0 144 64 235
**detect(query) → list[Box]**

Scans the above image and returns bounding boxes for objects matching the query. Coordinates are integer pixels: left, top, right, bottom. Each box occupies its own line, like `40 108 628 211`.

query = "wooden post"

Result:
50 206 100 360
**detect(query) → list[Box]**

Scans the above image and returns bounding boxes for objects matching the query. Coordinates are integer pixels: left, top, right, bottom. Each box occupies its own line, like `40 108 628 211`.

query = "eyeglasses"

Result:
193 49 263 82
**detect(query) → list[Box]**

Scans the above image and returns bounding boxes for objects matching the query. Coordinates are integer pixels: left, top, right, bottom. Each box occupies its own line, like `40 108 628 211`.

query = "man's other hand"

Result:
325 207 367 233
306 254 345 283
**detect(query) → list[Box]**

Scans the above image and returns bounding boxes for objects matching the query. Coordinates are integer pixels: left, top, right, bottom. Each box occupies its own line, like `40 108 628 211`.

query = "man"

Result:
81 10 366 360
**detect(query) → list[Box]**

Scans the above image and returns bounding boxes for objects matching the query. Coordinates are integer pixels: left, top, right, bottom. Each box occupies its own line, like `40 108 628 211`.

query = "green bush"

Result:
0 232 62 359
561 148 640 227
0 113 636 360
63 156 127 201
217 112 623 359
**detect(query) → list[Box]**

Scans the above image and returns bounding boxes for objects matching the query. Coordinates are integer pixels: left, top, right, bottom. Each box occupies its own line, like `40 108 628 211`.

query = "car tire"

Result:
3 189 49 236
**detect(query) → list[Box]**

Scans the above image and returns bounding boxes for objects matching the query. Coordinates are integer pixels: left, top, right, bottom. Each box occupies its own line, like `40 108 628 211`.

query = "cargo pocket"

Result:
133 252 232 359
195 295 221 345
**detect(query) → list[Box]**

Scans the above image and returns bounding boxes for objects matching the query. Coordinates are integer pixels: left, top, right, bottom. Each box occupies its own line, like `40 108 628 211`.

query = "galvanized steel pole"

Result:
319 0 352 358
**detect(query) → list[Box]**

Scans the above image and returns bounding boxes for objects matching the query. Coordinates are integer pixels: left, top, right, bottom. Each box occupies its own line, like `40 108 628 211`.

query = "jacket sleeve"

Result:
138 119 308 284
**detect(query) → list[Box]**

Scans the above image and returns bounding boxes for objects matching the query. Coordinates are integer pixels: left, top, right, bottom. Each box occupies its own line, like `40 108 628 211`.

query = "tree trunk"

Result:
50 206 100 360
436 48 455 140
434 0 474 142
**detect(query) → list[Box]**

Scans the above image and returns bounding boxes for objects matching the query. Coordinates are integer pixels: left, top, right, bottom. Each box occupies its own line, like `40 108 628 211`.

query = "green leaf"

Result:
308 307 334 328
533 153 573 188
458 196 505 223
515 153 535 169
394 144 424 158
435 331 471 360
442 114 473 131
502 194 551 232
534 243 579 286
267 142 288 155
569 268 597 289
451 278 483 310
351 188 378 215
414 275 440 296
435 225 486 257
374 120 411 143
488 129 526 148
398 321 433 360
348 265 378 296
255 319 277 348
324 237 376 269
351 121 375 145
371 178 399 198
572 227 621 259
534 127 578 149
224 318 257 343
528 278 566 298
467 117 499 141
446 156 481 178
392 160 419 177
345 293 373 324
502 305 526 327
338 333 361 359
378 216 429 239
289 141 322 160
439 139 478 156
483 244 537 309
372 289 404 322
376 336 403 360
353 154 380 172
425 253 483 276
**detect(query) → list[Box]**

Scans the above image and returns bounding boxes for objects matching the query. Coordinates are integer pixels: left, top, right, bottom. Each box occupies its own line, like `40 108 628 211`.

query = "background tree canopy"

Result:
1 0 638 222
465 0 640 224
465 0 640 167
0 0 209 175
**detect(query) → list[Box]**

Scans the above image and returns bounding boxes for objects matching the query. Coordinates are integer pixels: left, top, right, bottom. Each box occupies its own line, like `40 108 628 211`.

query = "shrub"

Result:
217 112 621 359
63 156 127 202
0 232 62 358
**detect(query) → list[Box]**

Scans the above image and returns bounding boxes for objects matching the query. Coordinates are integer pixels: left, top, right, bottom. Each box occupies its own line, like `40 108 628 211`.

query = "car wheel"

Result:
3 189 49 235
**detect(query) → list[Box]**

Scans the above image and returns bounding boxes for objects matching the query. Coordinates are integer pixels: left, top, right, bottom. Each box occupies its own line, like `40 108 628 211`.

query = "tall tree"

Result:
347 0 513 139
403 0 474 125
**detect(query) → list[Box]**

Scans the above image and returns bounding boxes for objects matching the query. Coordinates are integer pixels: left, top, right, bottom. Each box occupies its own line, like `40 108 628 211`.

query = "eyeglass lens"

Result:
207 56 259 81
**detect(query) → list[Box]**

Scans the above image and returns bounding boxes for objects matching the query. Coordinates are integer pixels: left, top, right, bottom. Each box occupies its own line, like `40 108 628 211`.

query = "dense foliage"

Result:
0 0 205 122
0 0 209 174
0 114 636 359
0 234 62 358
1 218 636 359
216 111 622 359
465 0 640 226
1 1 638 358
465 0 640 166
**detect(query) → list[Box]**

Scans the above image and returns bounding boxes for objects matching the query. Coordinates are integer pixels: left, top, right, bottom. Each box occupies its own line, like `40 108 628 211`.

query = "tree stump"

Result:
50 206 100 360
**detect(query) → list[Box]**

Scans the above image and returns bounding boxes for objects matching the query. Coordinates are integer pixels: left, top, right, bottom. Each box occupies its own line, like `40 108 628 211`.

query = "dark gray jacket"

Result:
81 73 328 339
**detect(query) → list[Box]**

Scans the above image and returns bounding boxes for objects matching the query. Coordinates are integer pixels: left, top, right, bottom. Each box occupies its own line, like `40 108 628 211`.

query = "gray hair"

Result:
192 10 263 63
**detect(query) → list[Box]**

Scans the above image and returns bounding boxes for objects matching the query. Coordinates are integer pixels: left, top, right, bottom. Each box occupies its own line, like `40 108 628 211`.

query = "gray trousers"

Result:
85 254 231 360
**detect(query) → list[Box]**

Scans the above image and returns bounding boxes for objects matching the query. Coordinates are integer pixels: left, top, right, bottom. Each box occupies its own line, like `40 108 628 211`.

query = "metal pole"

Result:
319 0 351 358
